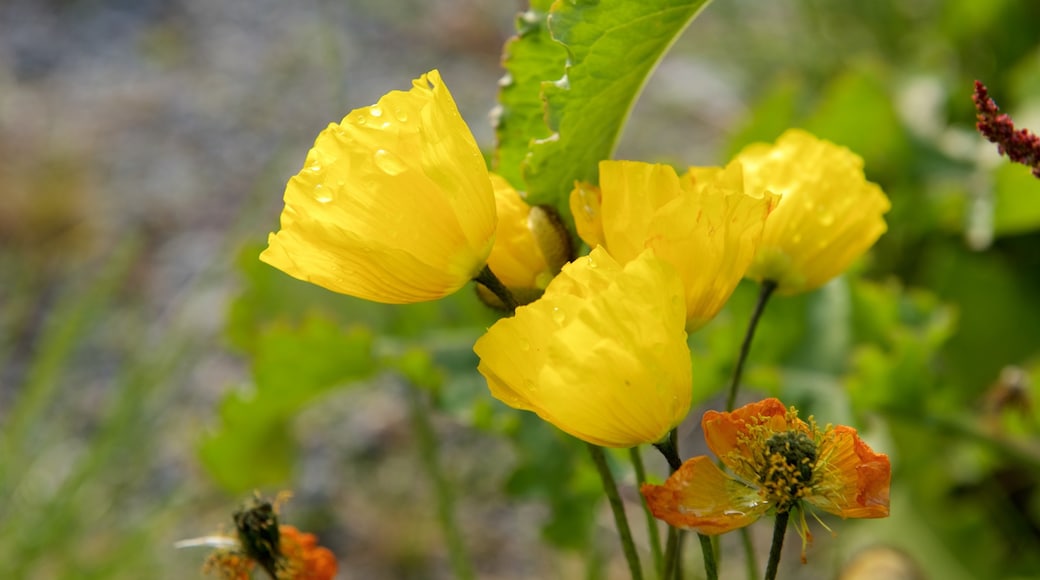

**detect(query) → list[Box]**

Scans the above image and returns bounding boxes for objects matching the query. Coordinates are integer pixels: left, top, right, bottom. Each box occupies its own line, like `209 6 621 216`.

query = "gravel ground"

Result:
0 1 749 578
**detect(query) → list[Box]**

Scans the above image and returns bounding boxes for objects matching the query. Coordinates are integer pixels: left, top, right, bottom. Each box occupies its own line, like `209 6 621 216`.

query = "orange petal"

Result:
640 456 769 535
808 426 891 519
702 398 802 478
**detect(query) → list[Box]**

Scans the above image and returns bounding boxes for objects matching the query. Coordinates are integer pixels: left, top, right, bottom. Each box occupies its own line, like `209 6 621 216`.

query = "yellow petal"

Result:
641 456 770 535
260 70 496 304
736 129 891 295
570 180 606 250
474 247 692 448
486 174 559 293
593 160 775 330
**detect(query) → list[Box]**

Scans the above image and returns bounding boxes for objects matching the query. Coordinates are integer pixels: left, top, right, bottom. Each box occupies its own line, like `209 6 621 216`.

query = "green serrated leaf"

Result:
199 316 376 492
522 0 712 223
494 7 568 188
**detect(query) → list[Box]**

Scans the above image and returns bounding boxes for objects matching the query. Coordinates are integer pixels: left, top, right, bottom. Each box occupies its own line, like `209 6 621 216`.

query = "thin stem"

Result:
698 533 718 580
651 430 719 580
630 447 664 578
473 265 519 313
763 511 790 580
740 527 759 580
663 527 680 580
588 444 644 580
726 280 778 412
406 385 474 580
652 428 682 472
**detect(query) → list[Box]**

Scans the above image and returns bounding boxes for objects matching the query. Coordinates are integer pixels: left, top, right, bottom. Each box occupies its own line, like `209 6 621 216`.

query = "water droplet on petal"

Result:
552 307 566 324
313 183 333 203
308 163 322 173
369 106 383 117
373 149 406 175
393 108 408 122
723 510 745 517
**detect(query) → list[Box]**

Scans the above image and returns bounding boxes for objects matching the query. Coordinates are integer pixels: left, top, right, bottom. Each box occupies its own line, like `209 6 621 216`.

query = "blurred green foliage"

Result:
4 0 1040 578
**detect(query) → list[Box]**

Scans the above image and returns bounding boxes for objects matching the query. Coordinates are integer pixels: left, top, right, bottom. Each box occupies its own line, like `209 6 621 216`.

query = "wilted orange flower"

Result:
261 69 496 304
641 398 889 556
200 525 337 580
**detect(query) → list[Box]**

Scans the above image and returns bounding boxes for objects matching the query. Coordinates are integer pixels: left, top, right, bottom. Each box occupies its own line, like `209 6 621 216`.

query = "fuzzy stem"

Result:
473 265 519 313
763 511 790 580
588 444 643 580
726 280 778 412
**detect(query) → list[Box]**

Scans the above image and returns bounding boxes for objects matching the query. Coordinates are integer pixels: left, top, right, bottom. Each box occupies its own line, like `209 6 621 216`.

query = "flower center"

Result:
761 430 817 511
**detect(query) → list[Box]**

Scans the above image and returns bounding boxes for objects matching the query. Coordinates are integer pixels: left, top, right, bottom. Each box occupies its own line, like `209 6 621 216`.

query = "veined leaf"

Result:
494 3 568 189
522 0 712 222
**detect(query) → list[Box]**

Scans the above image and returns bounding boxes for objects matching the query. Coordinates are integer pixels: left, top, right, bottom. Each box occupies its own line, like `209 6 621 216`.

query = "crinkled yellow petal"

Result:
809 425 891 519
589 160 774 330
570 181 606 250
486 173 554 290
260 70 496 304
474 247 692 448
736 129 890 295
641 456 770 535
596 161 682 264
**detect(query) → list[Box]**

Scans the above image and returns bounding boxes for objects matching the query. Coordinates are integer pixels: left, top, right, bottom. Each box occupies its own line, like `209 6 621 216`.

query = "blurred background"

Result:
2 0 1039 578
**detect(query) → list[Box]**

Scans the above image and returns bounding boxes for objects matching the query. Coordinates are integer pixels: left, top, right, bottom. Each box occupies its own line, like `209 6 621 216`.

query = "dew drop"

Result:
312 183 333 203
393 108 408 122
356 116 367 126
552 307 566 324
369 106 383 117
373 149 406 175
498 73 514 88
723 510 745 516
308 163 322 173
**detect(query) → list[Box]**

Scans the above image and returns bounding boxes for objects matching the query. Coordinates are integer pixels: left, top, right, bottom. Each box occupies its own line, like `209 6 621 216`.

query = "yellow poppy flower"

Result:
569 160 777 330
260 70 497 304
474 247 692 448
480 174 570 307
641 398 890 556
735 129 891 295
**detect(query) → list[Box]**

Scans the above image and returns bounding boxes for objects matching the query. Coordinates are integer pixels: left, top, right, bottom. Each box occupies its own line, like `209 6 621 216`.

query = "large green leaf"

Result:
493 3 568 188
199 315 377 492
519 0 712 222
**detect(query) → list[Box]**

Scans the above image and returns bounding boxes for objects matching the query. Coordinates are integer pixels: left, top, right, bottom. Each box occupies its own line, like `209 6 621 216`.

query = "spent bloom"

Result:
179 495 337 580
261 69 497 304
570 160 776 330
474 246 692 448
480 173 570 308
735 129 891 295
642 398 890 556
198 525 337 580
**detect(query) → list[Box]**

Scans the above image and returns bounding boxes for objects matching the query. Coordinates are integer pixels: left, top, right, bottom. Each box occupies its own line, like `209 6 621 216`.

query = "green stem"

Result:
663 527 680 580
740 527 759 580
473 265 519 313
652 430 718 580
698 533 718 580
763 510 790 580
630 447 664 578
588 444 644 580
726 280 778 412
406 386 474 580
